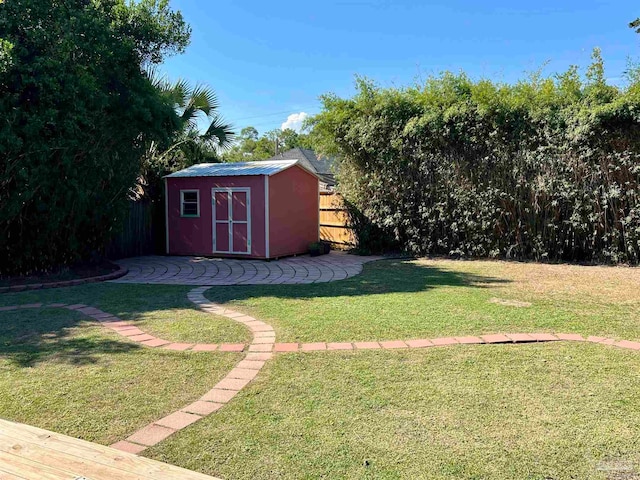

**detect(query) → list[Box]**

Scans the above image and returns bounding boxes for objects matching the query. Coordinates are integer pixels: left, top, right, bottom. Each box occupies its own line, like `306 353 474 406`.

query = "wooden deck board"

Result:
0 468 26 480
0 418 221 480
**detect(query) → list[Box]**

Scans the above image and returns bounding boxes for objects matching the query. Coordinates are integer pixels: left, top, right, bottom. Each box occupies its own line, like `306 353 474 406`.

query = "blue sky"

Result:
161 1 640 134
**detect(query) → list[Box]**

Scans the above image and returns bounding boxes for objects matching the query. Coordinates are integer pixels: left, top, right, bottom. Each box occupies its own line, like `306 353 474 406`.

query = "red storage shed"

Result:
164 160 320 259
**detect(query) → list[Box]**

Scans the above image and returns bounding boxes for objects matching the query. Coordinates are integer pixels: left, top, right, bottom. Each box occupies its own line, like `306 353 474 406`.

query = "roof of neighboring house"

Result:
165 159 318 179
266 148 336 186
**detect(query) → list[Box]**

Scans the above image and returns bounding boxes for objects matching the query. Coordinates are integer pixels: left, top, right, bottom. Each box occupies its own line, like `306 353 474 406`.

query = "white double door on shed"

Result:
212 187 251 254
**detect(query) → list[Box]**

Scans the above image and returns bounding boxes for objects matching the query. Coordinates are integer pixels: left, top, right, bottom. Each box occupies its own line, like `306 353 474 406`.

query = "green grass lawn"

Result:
204 258 640 343
0 283 250 345
147 343 640 480
0 299 242 445
2 257 640 478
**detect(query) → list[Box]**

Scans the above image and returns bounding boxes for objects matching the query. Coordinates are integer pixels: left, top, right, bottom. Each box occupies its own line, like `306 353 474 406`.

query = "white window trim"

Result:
180 189 200 218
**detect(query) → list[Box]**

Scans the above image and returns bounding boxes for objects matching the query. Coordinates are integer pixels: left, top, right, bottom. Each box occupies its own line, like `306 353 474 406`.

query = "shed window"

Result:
180 190 199 217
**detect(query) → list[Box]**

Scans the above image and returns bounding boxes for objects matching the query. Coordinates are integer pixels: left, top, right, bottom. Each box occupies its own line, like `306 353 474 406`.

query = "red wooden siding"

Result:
268 165 319 257
166 176 266 257
166 164 318 259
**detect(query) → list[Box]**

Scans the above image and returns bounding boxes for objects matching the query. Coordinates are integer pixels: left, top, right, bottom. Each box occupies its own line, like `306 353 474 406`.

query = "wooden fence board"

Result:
105 200 160 260
320 209 350 226
319 193 355 246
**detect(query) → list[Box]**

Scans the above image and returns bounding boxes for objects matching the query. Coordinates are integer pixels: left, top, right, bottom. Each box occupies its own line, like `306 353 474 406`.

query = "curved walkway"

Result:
0 299 274 455
112 252 381 285
2 296 640 460
115 287 276 454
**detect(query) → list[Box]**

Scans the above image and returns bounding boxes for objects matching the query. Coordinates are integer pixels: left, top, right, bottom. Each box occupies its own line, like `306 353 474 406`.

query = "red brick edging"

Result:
271 333 640 352
2 294 639 457
114 290 640 453
114 286 276 454
0 265 129 294
0 302 249 352
0 295 273 454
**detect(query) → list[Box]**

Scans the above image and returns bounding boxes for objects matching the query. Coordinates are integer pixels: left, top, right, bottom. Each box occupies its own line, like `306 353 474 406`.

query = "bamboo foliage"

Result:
312 54 640 263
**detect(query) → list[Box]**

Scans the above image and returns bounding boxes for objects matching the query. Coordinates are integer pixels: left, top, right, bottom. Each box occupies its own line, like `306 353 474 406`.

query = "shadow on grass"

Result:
209 259 509 303
0 259 510 367
0 309 140 368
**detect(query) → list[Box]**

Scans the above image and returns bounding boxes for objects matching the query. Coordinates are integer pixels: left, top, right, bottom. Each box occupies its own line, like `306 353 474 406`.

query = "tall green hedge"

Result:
312 53 640 263
0 0 189 275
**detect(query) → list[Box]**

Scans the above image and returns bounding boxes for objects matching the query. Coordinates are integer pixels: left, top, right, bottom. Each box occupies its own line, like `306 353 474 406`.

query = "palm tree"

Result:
152 74 235 160
136 73 235 200
156 77 235 151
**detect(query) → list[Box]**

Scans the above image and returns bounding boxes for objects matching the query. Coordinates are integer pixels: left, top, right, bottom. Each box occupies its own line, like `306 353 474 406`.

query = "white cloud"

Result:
281 112 309 132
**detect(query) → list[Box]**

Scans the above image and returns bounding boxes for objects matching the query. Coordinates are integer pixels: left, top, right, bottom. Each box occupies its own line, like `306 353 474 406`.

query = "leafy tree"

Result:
278 128 316 151
240 126 259 142
279 128 300 150
0 0 189 275
222 126 315 162
312 52 640 263
631 18 640 34
222 127 276 161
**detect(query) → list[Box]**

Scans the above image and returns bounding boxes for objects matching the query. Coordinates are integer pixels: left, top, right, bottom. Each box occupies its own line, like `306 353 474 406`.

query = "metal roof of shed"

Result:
165 159 318 178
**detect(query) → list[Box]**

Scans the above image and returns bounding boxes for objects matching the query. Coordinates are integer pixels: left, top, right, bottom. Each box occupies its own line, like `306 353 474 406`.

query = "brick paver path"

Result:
2 295 640 459
0 296 274 454
116 287 276 454
112 252 381 285
271 333 640 352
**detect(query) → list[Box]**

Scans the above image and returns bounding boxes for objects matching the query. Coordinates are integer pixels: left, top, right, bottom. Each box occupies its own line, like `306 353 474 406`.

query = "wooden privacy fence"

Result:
319 192 355 247
105 200 162 259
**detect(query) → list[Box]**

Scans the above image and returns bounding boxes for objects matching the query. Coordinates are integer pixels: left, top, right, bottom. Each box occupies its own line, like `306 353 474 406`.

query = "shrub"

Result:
0 0 189 275
311 53 640 264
